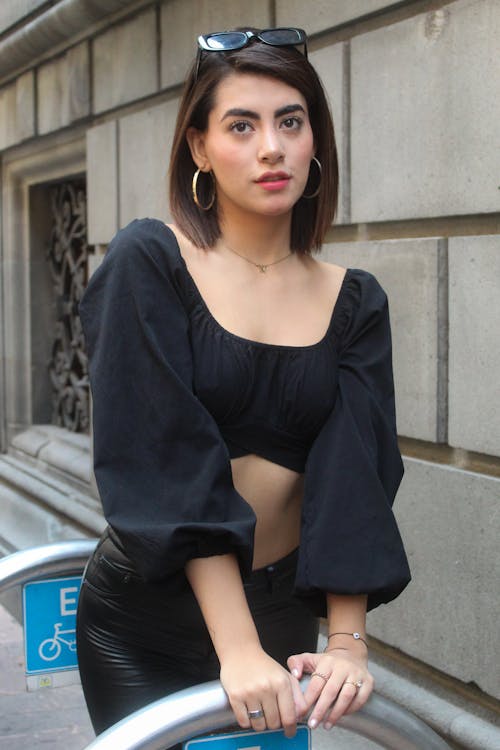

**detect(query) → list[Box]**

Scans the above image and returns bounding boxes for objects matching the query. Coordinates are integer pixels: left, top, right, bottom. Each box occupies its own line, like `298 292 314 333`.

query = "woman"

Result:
77 27 410 740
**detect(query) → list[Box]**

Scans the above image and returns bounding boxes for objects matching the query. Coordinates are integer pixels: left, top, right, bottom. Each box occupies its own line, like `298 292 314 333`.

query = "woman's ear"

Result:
186 127 210 171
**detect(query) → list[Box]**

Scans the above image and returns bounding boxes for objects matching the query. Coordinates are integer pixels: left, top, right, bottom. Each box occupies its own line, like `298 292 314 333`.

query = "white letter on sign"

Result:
60 586 78 616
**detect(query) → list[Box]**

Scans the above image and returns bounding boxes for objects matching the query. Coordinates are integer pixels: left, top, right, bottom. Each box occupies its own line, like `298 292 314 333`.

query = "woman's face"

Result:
188 73 315 221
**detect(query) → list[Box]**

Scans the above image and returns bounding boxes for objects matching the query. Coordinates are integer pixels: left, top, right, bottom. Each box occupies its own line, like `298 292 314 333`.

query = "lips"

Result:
256 171 290 183
255 172 291 192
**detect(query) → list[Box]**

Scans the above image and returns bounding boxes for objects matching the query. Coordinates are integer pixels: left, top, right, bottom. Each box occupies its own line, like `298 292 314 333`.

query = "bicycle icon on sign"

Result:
38 622 77 661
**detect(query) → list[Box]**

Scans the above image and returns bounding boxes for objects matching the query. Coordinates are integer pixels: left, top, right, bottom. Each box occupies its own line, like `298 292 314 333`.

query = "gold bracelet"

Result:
327 631 368 648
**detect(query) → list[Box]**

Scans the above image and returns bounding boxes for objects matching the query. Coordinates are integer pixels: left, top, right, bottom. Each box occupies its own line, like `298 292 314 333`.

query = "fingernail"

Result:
308 718 317 729
292 668 299 678
324 722 333 731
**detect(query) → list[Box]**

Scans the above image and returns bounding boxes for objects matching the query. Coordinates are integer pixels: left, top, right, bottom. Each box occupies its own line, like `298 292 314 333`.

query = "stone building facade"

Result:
0 1 498 747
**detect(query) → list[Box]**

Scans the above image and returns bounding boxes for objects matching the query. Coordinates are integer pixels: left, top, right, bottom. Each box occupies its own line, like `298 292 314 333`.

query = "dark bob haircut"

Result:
169 34 338 253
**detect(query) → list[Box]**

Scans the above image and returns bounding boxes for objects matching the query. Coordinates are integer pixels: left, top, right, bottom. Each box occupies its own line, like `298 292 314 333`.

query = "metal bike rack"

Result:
0 542 452 750
82 677 452 750
0 539 98 593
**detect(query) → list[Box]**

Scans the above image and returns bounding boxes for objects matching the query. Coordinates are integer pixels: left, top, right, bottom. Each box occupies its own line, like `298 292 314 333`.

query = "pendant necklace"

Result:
224 243 293 273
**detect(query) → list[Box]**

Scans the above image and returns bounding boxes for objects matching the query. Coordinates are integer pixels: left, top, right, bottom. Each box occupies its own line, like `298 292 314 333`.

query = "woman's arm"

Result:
287 593 373 729
80 221 256 581
185 554 306 737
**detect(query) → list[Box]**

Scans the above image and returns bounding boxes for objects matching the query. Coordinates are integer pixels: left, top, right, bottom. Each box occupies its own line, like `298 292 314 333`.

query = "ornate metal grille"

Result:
47 180 90 432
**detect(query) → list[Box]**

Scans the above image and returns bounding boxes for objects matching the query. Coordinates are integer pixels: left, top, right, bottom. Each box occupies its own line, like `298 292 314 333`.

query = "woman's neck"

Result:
218 211 292 265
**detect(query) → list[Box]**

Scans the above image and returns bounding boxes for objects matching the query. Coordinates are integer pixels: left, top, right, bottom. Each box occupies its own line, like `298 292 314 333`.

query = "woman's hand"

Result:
287 647 373 729
220 644 306 738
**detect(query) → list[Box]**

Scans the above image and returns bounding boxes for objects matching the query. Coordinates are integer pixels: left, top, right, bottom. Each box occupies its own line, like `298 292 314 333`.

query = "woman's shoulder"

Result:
106 218 183 268
311 257 386 314
311 257 390 348
83 218 193 313
315 255 384 292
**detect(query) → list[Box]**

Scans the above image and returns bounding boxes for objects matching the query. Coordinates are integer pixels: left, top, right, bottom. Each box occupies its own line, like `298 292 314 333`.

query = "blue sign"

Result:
185 727 310 750
23 576 82 674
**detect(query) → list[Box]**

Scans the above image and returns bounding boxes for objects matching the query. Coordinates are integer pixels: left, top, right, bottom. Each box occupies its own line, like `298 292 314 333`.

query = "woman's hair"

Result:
169 36 338 253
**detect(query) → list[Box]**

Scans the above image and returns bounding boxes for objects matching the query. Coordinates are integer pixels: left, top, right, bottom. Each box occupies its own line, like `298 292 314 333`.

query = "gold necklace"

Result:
224 243 293 273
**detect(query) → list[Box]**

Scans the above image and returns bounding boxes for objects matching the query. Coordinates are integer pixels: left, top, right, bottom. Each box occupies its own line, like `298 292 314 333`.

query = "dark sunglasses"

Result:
195 27 308 81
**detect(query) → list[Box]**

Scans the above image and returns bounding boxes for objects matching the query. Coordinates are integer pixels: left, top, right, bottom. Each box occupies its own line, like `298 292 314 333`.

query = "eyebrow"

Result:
220 104 306 122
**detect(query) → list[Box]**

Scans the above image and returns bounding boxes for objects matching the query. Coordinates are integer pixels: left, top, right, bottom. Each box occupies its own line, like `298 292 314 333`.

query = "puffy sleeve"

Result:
296 269 411 614
79 219 255 581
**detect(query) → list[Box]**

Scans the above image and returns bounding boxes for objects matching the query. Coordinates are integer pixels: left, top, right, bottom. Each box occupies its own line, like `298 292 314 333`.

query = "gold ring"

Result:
311 672 329 684
344 680 363 690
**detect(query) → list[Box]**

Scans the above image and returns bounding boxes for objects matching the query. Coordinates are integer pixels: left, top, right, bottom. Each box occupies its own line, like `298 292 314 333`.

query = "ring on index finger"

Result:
311 671 330 684
247 708 265 719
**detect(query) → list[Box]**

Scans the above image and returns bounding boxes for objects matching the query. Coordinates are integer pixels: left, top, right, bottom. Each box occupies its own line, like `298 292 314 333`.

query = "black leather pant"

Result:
76 529 319 737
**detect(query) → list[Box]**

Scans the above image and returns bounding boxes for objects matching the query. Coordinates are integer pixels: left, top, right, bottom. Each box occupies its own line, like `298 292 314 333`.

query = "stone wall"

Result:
0 0 499 723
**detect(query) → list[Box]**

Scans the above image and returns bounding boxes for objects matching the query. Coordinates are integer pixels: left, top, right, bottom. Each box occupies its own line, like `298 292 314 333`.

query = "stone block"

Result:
38 441 91 484
4 356 31 427
119 98 179 227
0 1 46 35
93 9 157 113
3 257 30 426
276 0 395 35
351 1 500 221
11 428 49 457
309 44 346 223
368 457 500 700
87 247 107 278
160 0 271 88
448 235 500 457
322 239 442 441
0 71 34 150
87 121 118 244
36 424 90 450
37 43 89 134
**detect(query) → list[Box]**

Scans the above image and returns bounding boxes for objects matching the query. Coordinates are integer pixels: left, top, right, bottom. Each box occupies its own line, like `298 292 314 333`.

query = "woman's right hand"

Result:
185 554 305 736
220 644 306 738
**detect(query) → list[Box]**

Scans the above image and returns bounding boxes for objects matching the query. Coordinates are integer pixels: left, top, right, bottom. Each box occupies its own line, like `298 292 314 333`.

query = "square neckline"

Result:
163 223 352 351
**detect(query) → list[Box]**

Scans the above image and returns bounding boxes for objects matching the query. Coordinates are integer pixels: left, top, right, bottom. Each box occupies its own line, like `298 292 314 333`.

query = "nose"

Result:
258 125 284 163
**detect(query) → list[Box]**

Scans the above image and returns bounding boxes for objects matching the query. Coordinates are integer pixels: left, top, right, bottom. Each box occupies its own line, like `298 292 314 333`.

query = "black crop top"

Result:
79 218 411 614
188 240 342 474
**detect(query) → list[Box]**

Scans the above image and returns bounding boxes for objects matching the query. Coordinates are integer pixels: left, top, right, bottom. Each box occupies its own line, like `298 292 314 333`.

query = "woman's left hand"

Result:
287 648 373 729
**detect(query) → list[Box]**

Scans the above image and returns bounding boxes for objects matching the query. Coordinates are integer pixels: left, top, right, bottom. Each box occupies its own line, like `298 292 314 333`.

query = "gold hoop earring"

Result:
302 157 322 199
192 168 216 210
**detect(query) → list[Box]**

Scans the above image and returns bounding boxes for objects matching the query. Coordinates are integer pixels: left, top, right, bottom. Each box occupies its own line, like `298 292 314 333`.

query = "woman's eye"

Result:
281 117 303 130
230 121 252 134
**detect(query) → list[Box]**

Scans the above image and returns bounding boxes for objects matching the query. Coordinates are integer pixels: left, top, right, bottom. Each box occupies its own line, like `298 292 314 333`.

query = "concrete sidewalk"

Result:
0 602 378 750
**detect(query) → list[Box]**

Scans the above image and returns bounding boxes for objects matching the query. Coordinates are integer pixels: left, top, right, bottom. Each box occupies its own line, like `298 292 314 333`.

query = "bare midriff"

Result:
230 453 303 569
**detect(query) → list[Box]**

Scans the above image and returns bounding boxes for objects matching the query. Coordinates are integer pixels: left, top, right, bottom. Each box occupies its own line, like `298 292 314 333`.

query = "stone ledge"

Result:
371 661 500 750
0 455 104 536
11 425 91 487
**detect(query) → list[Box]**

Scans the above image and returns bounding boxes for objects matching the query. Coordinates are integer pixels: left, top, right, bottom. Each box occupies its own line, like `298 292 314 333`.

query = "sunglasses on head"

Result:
194 27 308 81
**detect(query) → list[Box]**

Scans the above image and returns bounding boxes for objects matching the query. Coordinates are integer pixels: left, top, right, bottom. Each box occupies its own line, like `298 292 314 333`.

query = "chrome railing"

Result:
0 542 452 750
0 539 97 592
82 678 452 750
